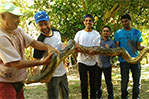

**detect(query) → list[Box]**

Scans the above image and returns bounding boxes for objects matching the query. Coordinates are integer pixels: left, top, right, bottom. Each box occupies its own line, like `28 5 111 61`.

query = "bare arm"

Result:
6 53 53 69
30 40 60 53
62 43 66 50
115 41 120 47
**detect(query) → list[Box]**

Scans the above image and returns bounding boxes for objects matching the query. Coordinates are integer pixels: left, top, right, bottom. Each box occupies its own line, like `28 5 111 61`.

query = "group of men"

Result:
0 3 144 99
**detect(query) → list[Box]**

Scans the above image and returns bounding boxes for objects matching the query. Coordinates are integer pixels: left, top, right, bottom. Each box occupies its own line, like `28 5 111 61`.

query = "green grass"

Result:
68 80 81 99
24 65 149 99
24 84 47 99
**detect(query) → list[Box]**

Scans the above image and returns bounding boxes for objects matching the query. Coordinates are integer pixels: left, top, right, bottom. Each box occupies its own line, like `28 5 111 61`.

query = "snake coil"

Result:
25 40 149 84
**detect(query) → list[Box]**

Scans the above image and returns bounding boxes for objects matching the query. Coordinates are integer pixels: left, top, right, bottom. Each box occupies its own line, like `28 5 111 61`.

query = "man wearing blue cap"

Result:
74 14 101 99
0 3 58 99
114 14 144 99
33 11 69 99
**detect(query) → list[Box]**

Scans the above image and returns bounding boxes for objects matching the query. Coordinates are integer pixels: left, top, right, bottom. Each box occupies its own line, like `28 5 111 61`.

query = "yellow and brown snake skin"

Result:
25 40 149 84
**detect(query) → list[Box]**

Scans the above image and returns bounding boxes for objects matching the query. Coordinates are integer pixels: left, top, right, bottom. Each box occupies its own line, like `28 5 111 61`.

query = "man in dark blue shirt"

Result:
96 26 115 99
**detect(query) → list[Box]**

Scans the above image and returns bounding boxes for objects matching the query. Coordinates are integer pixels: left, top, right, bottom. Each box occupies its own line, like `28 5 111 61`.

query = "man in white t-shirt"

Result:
0 3 58 99
33 11 69 99
74 14 100 99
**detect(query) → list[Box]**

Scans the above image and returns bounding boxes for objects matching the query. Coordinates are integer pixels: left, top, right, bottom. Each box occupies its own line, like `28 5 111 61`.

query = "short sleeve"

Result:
135 29 143 42
94 31 101 46
33 33 46 59
74 32 80 43
18 27 33 48
114 31 119 42
0 36 21 64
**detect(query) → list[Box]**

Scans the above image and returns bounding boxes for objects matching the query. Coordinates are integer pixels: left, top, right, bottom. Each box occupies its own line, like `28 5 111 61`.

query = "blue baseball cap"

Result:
83 14 94 21
34 11 49 24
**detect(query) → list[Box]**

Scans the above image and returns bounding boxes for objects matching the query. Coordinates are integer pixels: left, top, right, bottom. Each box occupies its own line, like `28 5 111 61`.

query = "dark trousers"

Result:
46 74 69 99
78 63 97 99
120 62 141 99
96 66 114 99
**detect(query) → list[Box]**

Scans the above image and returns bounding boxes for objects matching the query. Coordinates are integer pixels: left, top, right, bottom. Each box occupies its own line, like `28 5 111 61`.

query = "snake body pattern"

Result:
25 39 149 84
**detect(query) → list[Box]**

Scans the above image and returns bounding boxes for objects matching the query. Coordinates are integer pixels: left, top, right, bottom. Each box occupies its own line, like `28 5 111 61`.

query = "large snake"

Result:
25 39 149 84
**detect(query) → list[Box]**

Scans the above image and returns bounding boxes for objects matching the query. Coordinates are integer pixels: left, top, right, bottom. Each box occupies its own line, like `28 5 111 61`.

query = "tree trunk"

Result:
81 0 86 13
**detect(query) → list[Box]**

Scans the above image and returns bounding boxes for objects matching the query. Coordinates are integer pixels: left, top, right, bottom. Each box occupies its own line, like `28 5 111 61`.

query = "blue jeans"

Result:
120 62 141 99
96 66 114 99
78 63 97 99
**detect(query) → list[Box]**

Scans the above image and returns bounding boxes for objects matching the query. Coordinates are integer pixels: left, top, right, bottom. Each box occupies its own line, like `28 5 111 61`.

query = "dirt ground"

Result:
24 65 149 99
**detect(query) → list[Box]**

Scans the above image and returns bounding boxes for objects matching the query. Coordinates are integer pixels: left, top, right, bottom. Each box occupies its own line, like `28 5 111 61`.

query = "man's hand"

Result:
105 44 109 48
42 53 53 65
75 43 82 52
48 46 60 54
137 42 144 50
137 46 144 50
31 66 41 76
88 48 95 55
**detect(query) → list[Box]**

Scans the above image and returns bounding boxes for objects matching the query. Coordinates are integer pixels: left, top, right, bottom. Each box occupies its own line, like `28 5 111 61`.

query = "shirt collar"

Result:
101 37 111 41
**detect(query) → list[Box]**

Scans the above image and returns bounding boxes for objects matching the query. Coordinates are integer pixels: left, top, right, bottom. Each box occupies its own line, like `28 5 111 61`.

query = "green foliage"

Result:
30 0 86 40
2 0 148 40
0 0 148 63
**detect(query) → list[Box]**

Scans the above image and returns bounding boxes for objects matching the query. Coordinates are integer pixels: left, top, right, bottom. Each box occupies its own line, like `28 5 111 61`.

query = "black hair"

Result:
102 25 111 31
121 14 131 20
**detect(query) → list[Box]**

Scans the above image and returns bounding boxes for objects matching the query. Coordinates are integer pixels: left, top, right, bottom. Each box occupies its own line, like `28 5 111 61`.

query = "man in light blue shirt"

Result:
114 14 144 99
